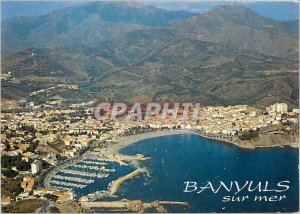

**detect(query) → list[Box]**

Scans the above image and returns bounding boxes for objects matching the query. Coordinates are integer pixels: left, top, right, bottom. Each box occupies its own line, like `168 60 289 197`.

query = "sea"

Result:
52 134 299 213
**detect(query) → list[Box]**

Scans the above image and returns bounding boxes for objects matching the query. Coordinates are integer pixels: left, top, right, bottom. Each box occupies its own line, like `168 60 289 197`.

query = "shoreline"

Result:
45 129 298 195
106 130 299 154
106 130 194 154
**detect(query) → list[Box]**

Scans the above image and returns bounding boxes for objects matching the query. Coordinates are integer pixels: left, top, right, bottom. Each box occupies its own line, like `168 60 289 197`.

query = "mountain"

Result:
2 3 298 57
150 1 299 21
170 6 298 59
2 1 196 53
1 2 299 109
3 1 298 21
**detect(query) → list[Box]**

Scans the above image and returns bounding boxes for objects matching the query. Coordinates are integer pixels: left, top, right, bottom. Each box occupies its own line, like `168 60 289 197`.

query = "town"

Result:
1 99 299 212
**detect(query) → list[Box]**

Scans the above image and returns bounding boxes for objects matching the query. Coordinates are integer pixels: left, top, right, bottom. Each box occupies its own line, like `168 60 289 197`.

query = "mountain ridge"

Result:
169 5 298 59
1 2 299 109
2 1 196 53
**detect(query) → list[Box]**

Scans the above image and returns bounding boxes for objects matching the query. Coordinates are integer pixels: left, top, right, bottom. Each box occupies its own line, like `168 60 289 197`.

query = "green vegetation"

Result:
239 129 260 141
1 2 298 108
1 178 23 200
2 169 18 178
2 155 31 172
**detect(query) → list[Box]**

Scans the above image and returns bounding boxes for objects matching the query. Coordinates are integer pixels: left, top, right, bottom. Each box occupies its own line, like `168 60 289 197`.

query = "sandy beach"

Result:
106 130 194 154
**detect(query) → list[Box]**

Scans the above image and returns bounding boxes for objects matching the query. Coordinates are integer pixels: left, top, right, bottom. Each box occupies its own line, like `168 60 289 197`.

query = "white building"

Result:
31 160 42 174
266 103 288 114
276 103 288 113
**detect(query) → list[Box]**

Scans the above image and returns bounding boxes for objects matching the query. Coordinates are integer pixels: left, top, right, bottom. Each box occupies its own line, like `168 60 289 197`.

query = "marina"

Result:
60 169 109 179
47 156 118 194
46 149 152 197
50 180 87 189
81 160 109 165
47 154 139 199
53 175 95 184
72 164 115 173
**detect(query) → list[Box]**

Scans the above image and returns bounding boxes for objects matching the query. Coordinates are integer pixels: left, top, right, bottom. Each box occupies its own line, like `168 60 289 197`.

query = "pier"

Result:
106 154 151 166
81 160 109 165
50 180 87 189
61 169 109 178
53 175 95 184
72 164 115 173
109 168 147 195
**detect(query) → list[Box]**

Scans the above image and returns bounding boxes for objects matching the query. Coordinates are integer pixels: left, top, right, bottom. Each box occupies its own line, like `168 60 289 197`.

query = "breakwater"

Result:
109 168 147 196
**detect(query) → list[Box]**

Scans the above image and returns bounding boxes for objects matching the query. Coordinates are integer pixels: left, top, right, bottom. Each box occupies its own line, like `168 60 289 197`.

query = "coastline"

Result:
44 129 298 212
106 130 299 154
44 130 298 195
106 130 193 154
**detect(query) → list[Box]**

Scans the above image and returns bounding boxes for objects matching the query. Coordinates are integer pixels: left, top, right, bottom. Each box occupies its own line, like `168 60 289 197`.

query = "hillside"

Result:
1 1 196 53
150 1 299 21
1 2 299 109
170 6 298 59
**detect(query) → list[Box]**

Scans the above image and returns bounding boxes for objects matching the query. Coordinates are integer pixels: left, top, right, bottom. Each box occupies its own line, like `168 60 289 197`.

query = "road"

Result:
43 140 107 188
39 200 50 213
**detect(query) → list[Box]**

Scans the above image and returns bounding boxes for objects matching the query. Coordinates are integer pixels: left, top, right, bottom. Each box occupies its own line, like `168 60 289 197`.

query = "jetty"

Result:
106 154 151 166
109 168 147 195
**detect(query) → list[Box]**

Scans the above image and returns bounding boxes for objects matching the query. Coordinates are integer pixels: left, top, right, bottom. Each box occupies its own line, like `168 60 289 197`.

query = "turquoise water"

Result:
118 134 299 213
